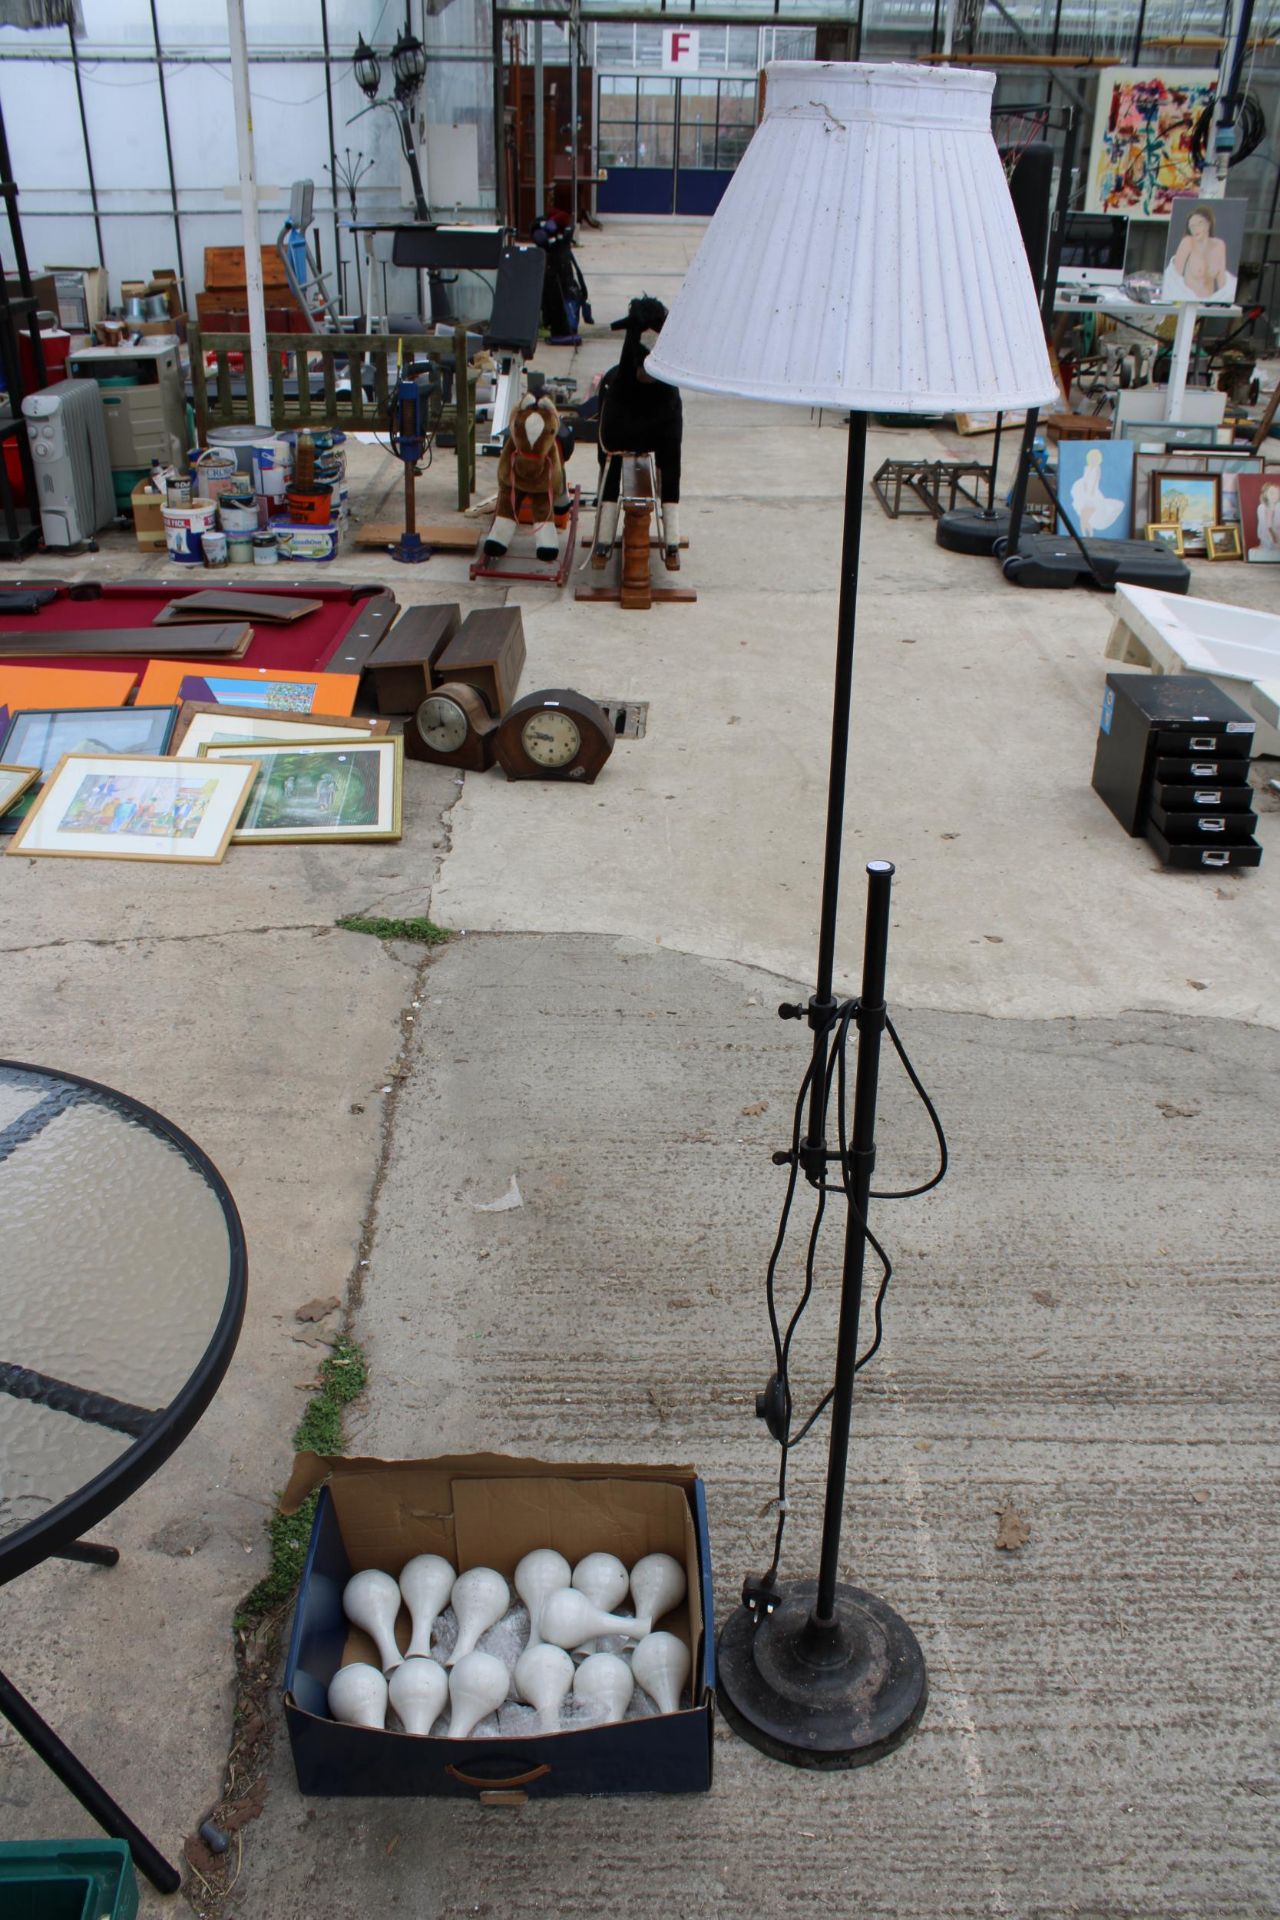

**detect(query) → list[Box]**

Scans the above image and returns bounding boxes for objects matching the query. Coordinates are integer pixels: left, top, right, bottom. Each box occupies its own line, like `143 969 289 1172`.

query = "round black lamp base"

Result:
936 506 1011 555
717 1578 927 1770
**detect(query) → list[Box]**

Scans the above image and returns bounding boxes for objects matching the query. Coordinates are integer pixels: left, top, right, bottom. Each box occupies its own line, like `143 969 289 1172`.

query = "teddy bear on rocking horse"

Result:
484 393 572 565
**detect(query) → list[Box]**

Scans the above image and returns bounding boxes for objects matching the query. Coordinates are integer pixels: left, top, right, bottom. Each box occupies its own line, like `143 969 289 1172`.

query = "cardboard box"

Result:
130 479 167 551
281 1452 715 1799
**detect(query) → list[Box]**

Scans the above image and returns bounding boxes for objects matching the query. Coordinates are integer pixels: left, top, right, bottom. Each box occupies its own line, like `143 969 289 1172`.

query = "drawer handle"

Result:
1193 792 1221 805
1202 852 1230 867
445 1761 551 1791
1189 736 1216 750
1189 764 1216 776
1197 819 1225 833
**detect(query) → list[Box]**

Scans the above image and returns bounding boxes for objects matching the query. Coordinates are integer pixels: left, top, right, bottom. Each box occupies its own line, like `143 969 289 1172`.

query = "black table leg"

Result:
0 1666 181 1894
52 1539 121 1567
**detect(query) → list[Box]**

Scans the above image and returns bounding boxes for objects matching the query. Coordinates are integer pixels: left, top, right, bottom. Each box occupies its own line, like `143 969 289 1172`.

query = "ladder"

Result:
277 181 341 333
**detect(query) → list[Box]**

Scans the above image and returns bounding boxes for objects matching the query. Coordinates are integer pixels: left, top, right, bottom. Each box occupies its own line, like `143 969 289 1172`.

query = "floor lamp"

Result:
646 61 1059 1769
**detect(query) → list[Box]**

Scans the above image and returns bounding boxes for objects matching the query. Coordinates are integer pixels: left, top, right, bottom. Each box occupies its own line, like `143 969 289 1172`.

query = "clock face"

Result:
417 694 468 755
521 708 581 769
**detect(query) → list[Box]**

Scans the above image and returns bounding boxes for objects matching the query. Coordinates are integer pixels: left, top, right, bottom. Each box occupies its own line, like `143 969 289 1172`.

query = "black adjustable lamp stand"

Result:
716 414 929 1768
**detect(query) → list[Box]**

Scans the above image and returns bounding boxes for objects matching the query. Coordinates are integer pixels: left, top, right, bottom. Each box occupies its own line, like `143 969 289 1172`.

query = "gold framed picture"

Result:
198 737 404 844
171 702 391 759
5 753 259 864
1206 522 1243 560
1145 521 1185 555
0 764 39 818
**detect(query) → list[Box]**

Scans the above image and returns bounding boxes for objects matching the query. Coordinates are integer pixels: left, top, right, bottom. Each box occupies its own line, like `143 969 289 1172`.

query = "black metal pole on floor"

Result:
716 416 926 1769
0 1668 180 1894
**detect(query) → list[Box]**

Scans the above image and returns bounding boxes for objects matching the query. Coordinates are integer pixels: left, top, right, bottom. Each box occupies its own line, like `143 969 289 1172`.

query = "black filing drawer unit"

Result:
1091 673 1262 870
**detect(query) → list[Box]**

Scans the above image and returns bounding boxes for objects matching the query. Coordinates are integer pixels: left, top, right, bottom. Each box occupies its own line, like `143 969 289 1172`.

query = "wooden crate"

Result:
204 246 290 292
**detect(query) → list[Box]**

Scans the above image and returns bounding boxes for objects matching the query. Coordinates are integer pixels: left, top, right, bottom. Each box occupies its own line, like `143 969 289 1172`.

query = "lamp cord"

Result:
761 1001 947 1583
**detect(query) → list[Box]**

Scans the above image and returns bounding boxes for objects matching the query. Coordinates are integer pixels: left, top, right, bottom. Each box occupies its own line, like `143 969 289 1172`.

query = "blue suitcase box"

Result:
282 1453 714 1798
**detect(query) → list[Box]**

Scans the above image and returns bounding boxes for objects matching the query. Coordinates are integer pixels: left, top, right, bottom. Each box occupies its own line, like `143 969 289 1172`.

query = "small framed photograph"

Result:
198 738 403 844
1145 521 1185 555
171 702 391 758
0 705 178 833
1149 471 1221 555
6 754 259 865
0 764 39 817
1206 523 1243 561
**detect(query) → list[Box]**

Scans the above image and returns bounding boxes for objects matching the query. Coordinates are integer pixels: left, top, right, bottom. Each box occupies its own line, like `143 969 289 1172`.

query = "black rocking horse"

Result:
593 295 684 571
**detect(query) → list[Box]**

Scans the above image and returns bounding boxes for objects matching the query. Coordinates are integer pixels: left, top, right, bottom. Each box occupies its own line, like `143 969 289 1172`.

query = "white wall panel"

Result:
79 62 168 189
0 61 90 193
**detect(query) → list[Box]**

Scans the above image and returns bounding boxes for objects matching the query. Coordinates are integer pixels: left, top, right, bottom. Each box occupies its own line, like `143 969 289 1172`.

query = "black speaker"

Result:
1008 142 1055 298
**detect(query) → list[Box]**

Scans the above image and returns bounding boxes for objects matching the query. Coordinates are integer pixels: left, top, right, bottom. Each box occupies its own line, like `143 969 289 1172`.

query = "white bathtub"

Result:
1105 585 1280 754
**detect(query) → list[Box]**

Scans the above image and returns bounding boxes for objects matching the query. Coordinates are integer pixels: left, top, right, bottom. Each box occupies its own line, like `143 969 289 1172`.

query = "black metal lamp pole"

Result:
716 412 928 1768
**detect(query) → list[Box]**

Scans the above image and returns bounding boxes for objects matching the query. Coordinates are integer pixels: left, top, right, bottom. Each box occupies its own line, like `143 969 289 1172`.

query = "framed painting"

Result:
136 661 359 716
1145 521 1184 555
199 738 403 844
1149 471 1221 554
172 703 390 758
0 764 39 817
1206 523 1243 561
1057 440 1135 541
1087 68 1216 217
1161 195 1247 304
0 704 177 835
1237 472 1280 562
6 753 258 865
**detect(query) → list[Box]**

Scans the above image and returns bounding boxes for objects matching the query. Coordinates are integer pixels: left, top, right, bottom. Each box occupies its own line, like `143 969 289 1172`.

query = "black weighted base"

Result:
1001 533 1190 592
936 506 1011 555
717 1577 927 1770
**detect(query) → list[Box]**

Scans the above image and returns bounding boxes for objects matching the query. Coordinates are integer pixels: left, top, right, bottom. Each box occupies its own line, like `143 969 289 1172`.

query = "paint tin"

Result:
162 497 218 564
189 447 239 503
252 530 279 565
249 435 293 501
268 516 340 562
217 493 261 534
201 530 228 568
166 478 192 508
226 532 254 565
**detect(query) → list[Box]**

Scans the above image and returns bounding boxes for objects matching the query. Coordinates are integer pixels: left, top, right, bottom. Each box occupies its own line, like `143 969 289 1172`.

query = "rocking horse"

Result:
575 295 696 611
471 392 580 588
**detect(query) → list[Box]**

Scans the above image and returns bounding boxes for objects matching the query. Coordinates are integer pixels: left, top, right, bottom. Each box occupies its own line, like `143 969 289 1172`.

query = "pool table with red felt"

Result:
0 578 398 682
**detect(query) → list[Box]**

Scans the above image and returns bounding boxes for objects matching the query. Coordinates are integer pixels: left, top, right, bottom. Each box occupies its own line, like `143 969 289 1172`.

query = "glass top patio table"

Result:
0 1059 247 1587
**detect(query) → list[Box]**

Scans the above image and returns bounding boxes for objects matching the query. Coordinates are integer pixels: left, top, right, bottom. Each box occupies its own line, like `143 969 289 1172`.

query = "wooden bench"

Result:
188 325 476 511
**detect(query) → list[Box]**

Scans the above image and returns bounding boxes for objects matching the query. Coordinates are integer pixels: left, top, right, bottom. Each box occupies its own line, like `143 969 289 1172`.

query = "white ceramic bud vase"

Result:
514 1643 574 1732
514 1547 571 1649
632 1631 691 1715
629 1552 687 1630
399 1554 455 1660
388 1656 448 1736
342 1569 404 1673
448 1650 510 1739
573 1651 634 1725
328 1661 388 1730
446 1567 510 1667
538 1587 650 1652
572 1552 629 1650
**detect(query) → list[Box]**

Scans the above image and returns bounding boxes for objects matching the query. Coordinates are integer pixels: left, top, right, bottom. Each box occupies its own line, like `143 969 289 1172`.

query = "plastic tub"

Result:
162 497 217 563
0 1840 139 1919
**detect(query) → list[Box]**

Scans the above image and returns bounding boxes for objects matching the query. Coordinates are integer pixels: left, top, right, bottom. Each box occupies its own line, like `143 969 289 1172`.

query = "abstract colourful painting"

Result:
1087 69 1216 218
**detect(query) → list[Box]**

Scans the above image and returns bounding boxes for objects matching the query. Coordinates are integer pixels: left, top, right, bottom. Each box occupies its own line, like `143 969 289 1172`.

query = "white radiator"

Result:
22 380 116 549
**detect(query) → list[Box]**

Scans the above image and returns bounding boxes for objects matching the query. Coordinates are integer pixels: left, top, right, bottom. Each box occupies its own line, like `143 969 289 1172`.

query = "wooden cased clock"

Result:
408 681 497 769
493 689 615 783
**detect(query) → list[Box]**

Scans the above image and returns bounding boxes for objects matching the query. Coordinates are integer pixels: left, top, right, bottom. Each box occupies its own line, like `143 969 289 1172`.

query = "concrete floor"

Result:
0 220 1276 1918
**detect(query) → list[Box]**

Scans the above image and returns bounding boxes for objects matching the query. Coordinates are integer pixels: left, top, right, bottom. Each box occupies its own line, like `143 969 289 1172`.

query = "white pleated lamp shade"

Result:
644 62 1058 414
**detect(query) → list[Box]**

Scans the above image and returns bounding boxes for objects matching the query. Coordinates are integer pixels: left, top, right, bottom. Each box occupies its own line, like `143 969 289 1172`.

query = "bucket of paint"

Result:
217 493 260 534
249 435 293 501
163 497 217 564
226 531 254 565
201 530 228 568
207 422 276 480
285 486 333 526
252 530 279 566
189 447 239 503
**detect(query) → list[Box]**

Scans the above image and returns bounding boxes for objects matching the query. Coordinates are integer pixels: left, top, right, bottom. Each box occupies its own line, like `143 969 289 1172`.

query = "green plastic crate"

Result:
0 1841 139 1919
112 466 148 510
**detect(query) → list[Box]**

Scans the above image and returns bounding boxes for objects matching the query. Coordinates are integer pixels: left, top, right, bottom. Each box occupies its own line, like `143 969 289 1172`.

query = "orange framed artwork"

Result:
135 662 360 716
